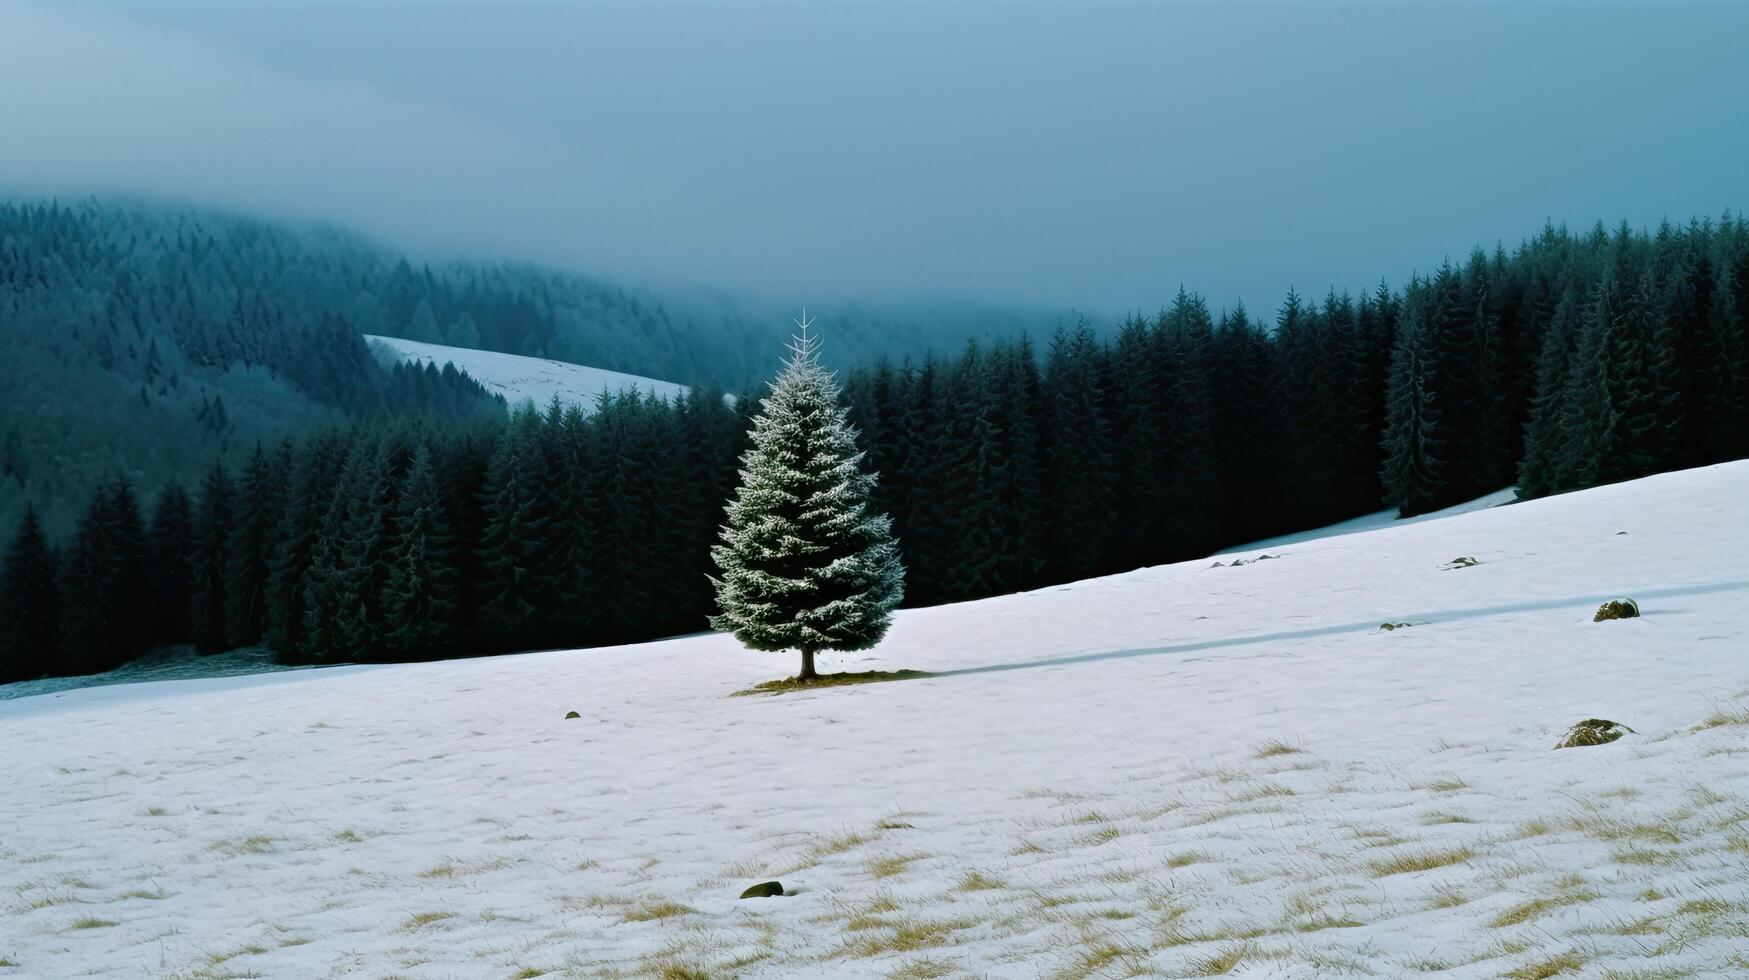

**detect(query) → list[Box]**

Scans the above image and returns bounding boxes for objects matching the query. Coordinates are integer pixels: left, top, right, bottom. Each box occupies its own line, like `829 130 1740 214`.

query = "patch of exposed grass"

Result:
398 911 456 931
876 818 916 830
732 670 930 697
1081 826 1122 846
68 916 117 930
1611 845 1683 866
419 863 456 878
1490 889 1595 928
119 888 168 901
1254 739 1301 758
867 853 925 879
811 830 875 860
1504 950 1584 979
209 835 275 857
658 966 710 980
1693 705 1749 731
1368 847 1476 877
1055 937 1147 980
843 917 975 957
1190 941 1258 976
956 870 1004 891
1428 886 1469 909
1225 783 1295 803
1165 850 1215 869
887 957 958 980
510 969 546 979
1421 811 1478 825
1422 777 1471 793
145 806 168 817
622 901 694 923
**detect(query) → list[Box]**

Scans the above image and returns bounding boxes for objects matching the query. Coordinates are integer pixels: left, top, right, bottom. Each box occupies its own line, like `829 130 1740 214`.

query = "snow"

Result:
3 462 1748 978
366 334 690 412
1230 486 1520 553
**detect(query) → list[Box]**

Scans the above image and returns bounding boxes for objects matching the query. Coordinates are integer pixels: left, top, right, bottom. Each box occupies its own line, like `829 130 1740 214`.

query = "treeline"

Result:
0 389 744 682
1 199 1065 539
0 201 507 537
4 214 1747 682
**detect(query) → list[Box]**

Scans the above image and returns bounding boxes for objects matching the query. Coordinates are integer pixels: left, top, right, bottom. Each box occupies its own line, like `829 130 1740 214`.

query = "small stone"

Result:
1593 599 1639 622
739 880 784 899
1380 622 1413 631
1555 718 1635 749
564 710 581 720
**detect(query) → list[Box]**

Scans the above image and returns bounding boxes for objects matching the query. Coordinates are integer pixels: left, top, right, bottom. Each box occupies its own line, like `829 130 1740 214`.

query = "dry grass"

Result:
842 916 975 957
1692 705 1749 731
208 835 274 857
732 670 931 697
398 911 456 931
1368 847 1476 877
886 956 959 979
1254 739 1302 758
68 917 117 930
622 901 694 922
1054 936 1148 980
1504 949 1585 979
1190 941 1258 975
866 854 925 879
955 870 1004 891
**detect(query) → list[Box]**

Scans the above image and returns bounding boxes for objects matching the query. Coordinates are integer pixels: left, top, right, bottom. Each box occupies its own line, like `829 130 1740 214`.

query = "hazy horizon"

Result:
5 0 1746 317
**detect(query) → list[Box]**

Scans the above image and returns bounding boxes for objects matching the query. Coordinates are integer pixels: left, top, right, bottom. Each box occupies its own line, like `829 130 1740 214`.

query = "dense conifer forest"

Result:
3 211 1747 683
0 199 1060 537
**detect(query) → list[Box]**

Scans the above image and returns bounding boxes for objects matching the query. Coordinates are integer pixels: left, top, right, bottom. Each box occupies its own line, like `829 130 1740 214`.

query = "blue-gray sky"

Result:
4 1 1746 314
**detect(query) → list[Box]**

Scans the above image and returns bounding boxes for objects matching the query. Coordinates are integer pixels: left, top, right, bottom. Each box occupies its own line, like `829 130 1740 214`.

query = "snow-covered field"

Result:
366 335 690 412
3 463 1748 979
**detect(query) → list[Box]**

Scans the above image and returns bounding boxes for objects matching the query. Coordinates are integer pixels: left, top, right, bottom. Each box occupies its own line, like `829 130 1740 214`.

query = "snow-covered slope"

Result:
367 334 690 411
4 463 1748 978
1231 486 1520 553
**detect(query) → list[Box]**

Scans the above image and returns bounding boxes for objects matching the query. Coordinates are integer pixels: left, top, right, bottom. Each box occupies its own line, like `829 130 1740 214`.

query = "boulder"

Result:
738 880 784 899
1593 599 1639 622
1555 718 1635 749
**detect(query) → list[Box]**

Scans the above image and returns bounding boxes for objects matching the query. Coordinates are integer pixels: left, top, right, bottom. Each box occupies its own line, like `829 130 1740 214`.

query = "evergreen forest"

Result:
4 207 1747 683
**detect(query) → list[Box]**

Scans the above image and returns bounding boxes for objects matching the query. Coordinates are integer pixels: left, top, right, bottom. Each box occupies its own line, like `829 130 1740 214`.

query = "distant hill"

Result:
1 197 1069 535
366 335 690 412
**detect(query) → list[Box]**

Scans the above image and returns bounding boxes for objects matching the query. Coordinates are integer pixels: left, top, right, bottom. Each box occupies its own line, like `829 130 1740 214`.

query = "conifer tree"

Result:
191 464 234 655
710 319 904 680
226 446 279 648
0 504 60 682
381 446 457 658
148 482 195 645
1380 286 1446 516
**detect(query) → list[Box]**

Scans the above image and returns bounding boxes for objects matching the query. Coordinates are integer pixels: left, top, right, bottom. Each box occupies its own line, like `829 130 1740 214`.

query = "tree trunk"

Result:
798 647 818 680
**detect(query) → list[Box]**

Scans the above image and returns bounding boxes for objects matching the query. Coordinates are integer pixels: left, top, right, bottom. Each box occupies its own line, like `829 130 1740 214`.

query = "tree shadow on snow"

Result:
933 579 1749 679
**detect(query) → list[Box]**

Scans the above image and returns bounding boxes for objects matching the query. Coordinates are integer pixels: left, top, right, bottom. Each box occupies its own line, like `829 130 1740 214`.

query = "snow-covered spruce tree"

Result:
710 317 905 680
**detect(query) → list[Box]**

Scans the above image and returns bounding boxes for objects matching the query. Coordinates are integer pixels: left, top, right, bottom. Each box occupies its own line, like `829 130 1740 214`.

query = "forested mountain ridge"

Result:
3 205 1747 686
0 198 1066 535
0 200 506 535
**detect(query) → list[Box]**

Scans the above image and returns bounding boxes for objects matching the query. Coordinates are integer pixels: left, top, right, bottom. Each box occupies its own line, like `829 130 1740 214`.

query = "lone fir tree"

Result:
710 315 905 679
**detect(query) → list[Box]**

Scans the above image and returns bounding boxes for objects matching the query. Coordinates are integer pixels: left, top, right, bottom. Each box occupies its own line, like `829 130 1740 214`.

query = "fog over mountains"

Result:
7 1 1748 312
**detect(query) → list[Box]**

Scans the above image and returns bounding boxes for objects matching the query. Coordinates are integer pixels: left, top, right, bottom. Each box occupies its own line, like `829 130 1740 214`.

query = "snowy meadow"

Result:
3 462 1748 978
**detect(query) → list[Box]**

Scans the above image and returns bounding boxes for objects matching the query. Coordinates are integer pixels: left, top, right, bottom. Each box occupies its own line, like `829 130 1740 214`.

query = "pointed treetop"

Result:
785 308 821 366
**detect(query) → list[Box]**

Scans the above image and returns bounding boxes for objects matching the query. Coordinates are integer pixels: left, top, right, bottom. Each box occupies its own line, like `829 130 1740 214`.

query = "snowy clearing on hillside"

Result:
1233 487 1520 553
367 334 690 412
3 463 1748 978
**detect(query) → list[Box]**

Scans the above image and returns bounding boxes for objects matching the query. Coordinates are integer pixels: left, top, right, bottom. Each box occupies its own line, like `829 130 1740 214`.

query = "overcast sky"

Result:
4 1 1746 314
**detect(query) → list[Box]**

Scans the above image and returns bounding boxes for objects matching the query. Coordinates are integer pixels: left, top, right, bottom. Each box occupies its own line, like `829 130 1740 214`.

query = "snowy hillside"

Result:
367 334 690 411
4 462 1748 978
